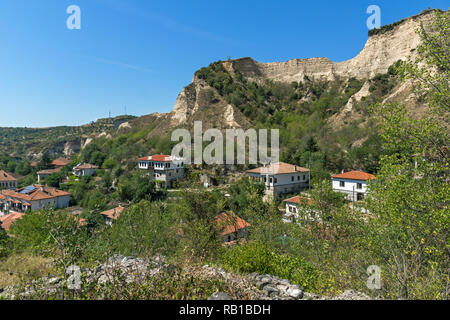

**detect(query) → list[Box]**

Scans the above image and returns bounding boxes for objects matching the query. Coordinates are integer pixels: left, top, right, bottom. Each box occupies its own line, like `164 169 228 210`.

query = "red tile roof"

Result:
100 206 125 220
51 158 71 167
0 212 24 231
213 211 250 236
284 196 314 206
0 170 17 182
247 162 309 175
0 184 70 202
138 155 174 162
332 171 376 181
37 167 62 175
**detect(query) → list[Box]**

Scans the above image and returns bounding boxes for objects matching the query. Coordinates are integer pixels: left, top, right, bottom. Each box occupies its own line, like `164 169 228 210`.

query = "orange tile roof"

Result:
78 217 87 227
0 170 17 182
0 212 24 231
51 158 71 167
284 196 314 206
1 184 70 202
332 171 376 181
138 155 174 162
37 167 62 175
74 163 99 170
213 211 250 236
100 206 125 220
247 162 309 175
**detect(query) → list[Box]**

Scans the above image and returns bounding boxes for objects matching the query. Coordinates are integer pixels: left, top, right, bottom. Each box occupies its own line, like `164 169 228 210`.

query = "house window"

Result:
274 178 278 184
297 176 300 181
303 175 306 181
269 177 273 183
357 183 362 189
291 176 294 182
340 181 345 187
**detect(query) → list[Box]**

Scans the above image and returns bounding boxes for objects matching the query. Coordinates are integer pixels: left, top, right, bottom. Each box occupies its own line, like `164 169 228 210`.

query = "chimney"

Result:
341 169 344 174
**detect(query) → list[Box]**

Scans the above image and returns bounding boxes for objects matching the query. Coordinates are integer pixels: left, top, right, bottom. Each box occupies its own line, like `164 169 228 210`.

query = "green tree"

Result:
366 11 449 299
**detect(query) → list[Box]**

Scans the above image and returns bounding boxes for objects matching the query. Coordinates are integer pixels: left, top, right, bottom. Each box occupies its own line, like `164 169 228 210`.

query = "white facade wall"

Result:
138 159 185 188
249 172 310 199
0 181 17 189
332 178 369 201
73 166 97 177
283 202 320 223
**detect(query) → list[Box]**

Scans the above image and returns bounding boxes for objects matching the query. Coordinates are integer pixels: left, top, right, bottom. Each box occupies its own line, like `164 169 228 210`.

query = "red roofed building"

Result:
0 212 24 232
137 154 185 188
213 211 250 243
332 171 376 201
0 170 18 190
100 206 126 225
247 162 310 199
283 196 319 223
37 167 62 183
51 158 71 168
0 184 70 214
73 163 99 177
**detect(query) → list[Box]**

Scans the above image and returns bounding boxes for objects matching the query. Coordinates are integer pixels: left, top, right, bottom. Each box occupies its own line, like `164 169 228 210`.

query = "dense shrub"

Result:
221 241 321 291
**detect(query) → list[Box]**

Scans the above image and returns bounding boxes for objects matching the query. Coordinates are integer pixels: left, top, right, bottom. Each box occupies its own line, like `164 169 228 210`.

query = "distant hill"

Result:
0 115 135 160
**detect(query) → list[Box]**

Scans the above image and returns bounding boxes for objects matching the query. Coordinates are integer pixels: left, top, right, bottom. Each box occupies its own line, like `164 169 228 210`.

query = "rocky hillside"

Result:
120 10 435 139
0 255 372 300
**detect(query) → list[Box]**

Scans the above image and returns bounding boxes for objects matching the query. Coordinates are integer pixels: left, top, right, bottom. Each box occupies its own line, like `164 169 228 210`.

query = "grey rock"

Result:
286 287 303 299
208 292 231 300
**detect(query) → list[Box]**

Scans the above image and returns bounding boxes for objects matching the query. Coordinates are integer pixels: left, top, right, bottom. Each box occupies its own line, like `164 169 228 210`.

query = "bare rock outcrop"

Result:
229 11 434 83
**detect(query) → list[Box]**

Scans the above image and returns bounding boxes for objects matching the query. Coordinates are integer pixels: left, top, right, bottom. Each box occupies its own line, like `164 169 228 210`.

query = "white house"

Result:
283 195 318 223
73 163 99 177
37 167 62 183
213 211 250 243
0 184 70 215
331 171 376 201
0 170 18 190
100 206 125 226
247 162 310 199
138 154 185 188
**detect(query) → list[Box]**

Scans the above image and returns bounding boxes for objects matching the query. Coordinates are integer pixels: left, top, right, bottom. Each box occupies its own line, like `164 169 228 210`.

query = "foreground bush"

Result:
221 241 321 292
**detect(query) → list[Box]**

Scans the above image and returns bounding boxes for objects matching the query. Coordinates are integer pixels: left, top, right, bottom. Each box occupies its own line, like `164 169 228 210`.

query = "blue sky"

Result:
0 0 447 128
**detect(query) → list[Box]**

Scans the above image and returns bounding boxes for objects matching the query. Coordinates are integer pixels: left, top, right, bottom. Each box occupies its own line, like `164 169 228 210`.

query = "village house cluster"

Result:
0 153 376 244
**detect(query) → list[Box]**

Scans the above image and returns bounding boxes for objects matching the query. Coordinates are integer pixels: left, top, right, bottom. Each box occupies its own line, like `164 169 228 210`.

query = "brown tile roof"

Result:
37 167 62 175
74 163 99 170
0 212 24 231
0 170 17 182
51 158 71 167
247 162 309 175
213 211 250 236
284 196 314 206
0 184 70 202
100 206 125 220
332 171 376 181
